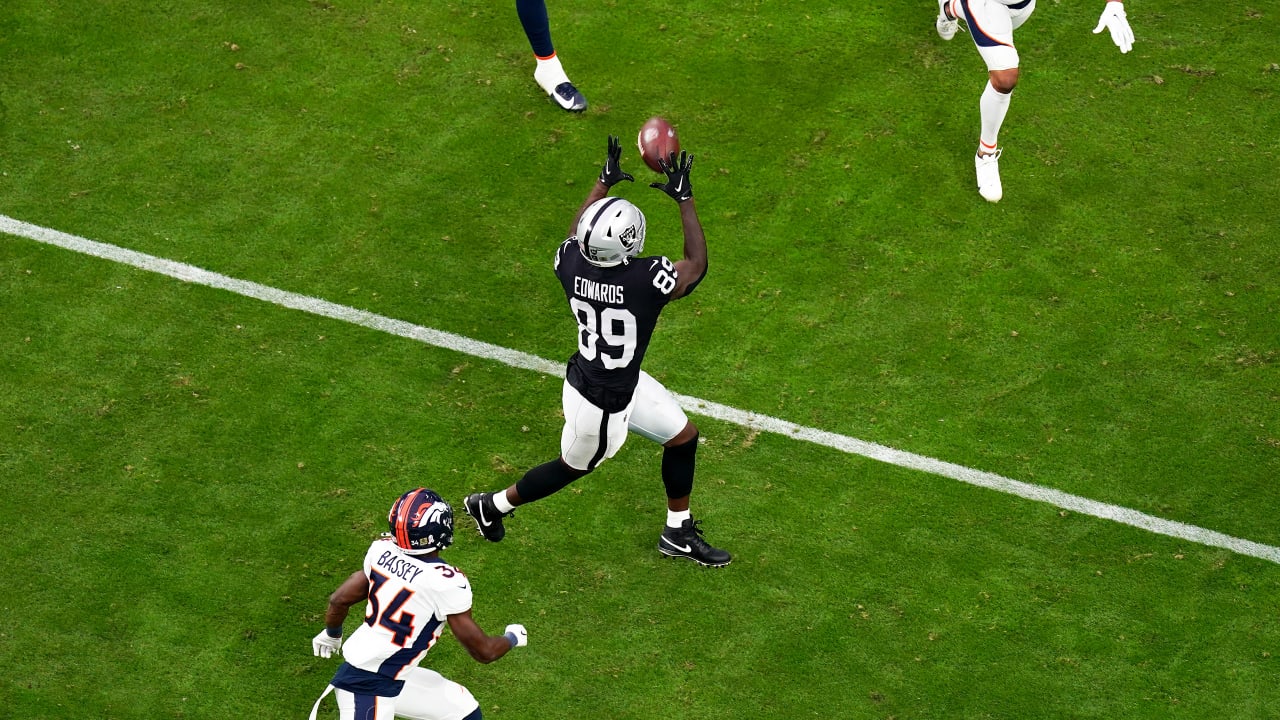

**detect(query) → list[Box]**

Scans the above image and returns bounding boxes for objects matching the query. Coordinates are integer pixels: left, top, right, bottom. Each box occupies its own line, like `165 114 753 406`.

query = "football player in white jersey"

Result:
464 135 731 568
309 489 528 720
516 0 587 112
935 0 1135 202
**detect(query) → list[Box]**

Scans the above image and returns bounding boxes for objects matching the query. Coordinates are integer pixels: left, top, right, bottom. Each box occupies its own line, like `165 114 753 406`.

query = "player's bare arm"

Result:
570 183 611 237
648 150 705 300
310 569 370 658
325 570 370 629
447 609 523 664
570 134 634 235
670 198 707 300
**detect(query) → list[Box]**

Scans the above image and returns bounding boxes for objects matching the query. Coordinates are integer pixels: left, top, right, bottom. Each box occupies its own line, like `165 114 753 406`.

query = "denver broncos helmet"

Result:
576 196 646 267
388 488 454 554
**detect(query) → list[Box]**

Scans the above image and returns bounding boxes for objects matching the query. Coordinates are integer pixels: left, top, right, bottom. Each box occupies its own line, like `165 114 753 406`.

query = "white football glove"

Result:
312 629 343 658
1093 2 1134 53
504 624 528 648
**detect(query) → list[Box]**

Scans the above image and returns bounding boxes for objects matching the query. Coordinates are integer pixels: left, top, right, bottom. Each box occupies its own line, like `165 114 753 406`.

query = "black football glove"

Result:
650 150 694 203
599 135 635 188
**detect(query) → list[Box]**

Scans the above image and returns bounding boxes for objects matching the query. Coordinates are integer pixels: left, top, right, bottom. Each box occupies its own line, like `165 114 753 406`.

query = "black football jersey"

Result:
554 238 679 412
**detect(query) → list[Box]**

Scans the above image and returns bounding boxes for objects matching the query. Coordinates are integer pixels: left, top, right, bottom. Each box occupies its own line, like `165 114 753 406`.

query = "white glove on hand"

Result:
1093 2 1134 53
312 629 343 658
504 624 528 648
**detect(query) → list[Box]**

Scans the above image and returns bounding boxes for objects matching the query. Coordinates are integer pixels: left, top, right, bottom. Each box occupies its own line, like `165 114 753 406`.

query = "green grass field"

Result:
2 1 1278 718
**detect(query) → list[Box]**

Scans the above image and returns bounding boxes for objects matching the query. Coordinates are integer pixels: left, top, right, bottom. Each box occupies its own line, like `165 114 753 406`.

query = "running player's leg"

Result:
556 380 631 474
959 0 1034 200
936 0 961 41
393 667 482 720
333 687 396 720
516 0 587 111
629 372 731 567
466 381 619 540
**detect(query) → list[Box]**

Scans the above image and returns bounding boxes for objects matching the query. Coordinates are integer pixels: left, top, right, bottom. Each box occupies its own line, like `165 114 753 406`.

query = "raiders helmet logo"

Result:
618 225 638 250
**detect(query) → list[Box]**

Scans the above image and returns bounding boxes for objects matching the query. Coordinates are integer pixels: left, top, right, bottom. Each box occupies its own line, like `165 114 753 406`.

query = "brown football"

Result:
637 116 680 173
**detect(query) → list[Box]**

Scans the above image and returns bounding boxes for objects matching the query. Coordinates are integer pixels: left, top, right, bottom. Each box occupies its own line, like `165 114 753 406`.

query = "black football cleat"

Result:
464 492 509 543
549 82 587 112
658 519 731 567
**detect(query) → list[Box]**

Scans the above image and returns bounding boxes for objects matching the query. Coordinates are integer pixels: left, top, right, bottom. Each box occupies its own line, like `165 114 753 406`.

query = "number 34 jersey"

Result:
341 538 473 681
554 238 680 409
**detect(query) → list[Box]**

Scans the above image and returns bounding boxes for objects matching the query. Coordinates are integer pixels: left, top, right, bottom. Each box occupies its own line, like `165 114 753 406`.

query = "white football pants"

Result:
309 667 479 720
560 370 688 471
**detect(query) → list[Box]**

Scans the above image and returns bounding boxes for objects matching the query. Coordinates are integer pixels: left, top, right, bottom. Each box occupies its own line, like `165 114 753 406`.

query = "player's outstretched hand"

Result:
312 629 342 658
599 135 635 188
504 624 529 648
1093 2 1134 53
650 150 694 203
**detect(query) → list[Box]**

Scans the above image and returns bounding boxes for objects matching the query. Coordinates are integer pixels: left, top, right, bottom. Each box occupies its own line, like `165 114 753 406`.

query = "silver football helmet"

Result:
575 197 646 267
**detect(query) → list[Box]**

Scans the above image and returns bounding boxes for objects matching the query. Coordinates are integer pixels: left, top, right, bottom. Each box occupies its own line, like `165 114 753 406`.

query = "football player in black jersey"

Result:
465 135 730 567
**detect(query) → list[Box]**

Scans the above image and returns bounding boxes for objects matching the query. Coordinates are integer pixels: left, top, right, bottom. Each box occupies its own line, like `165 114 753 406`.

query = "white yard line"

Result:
5 213 1278 565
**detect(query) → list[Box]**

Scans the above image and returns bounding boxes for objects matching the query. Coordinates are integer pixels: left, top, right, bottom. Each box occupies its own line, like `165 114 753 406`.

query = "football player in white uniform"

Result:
935 0 1135 201
516 0 587 112
464 136 731 568
309 489 527 720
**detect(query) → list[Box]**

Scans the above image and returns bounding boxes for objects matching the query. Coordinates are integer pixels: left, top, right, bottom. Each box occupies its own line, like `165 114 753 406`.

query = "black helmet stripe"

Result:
581 196 623 247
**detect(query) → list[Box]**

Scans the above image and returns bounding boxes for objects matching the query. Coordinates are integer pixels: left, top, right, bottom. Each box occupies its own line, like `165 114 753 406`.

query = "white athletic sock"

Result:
979 80 1012 152
666 509 691 529
534 54 570 94
493 491 515 514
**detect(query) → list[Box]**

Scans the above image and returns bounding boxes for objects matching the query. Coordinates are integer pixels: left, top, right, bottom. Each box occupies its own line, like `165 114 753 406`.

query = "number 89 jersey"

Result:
555 238 679 411
340 538 473 681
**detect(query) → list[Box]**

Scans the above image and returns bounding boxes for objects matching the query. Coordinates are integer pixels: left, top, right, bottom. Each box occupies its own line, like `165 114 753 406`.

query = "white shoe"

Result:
534 59 588 113
975 148 1003 203
936 0 960 40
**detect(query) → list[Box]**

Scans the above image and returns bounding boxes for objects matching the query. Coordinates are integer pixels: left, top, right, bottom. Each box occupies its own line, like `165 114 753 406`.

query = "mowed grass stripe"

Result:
6 212 1278 566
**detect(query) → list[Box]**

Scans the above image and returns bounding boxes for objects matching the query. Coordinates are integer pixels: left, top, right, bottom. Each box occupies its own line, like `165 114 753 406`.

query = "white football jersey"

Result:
341 538 473 680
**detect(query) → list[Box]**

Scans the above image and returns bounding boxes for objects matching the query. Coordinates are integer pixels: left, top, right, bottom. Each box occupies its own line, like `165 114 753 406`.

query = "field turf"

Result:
2 1 1278 718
